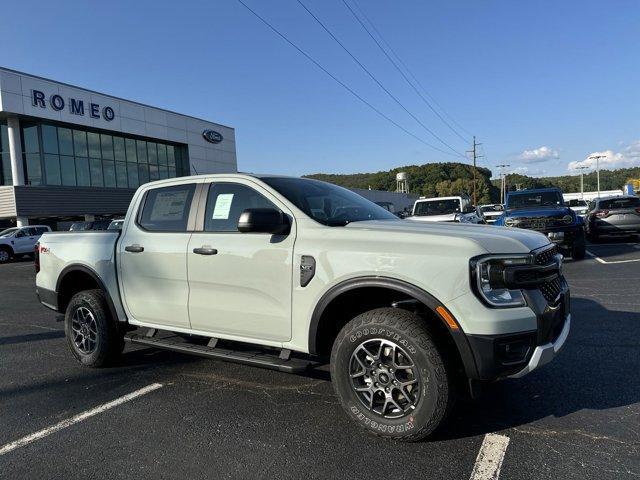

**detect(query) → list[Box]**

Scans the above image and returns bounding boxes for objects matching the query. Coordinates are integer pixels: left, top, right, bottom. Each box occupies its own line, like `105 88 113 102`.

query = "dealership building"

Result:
0 67 237 228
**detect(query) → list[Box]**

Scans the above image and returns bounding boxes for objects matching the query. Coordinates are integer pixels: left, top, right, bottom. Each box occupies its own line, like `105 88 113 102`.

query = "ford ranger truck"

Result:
494 187 586 259
35 175 570 441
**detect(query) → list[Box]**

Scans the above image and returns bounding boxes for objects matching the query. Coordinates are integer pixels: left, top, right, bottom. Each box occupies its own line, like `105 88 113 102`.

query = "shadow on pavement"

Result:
0 330 65 346
436 296 640 440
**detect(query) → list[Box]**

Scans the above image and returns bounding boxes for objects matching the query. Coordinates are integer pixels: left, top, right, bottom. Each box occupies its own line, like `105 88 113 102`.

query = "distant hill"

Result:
304 163 640 204
305 162 498 205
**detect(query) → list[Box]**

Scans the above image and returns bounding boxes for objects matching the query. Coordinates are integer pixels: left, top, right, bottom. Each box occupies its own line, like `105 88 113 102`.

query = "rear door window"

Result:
599 197 640 210
138 184 196 232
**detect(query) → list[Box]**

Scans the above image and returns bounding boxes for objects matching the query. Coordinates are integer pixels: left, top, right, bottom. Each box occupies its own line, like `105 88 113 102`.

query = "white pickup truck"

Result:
408 195 483 223
35 174 570 441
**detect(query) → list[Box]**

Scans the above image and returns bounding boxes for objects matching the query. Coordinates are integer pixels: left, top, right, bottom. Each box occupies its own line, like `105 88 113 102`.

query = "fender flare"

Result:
308 276 479 379
56 264 120 322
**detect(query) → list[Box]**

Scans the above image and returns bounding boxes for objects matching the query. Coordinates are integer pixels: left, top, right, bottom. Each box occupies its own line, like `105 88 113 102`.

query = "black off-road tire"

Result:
64 289 124 367
330 307 455 442
0 246 13 264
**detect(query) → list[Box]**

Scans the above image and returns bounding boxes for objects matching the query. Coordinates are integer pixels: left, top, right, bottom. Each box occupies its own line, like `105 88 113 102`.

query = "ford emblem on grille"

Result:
202 129 223 144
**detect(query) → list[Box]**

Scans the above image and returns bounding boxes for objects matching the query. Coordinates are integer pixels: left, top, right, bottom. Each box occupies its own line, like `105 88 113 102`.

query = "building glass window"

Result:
71 130 86 156
125 138 137 163
60 155 76 186
87 132 101 159
42 125 59 154
101 134 114 160
103 160 116 188
76 157 90 187
1 121 12 185
89 158 104 187
15 122 187 189
114 137 125 162
44 154 61 185
136 140 147 164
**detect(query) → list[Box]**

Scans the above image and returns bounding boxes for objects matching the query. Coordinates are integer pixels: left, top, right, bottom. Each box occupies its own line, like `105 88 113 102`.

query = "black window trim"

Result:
135 182 203 233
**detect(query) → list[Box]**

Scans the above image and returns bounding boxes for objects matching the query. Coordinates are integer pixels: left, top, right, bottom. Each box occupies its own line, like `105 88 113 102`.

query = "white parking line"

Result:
586 250 640 264
469 433 510 480
0 383 163 456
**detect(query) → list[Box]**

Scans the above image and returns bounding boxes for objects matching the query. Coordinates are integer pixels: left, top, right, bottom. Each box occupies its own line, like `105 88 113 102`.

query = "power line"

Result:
295 0 466 159
235 0 461 157
350 0 474 139
341 0 469 145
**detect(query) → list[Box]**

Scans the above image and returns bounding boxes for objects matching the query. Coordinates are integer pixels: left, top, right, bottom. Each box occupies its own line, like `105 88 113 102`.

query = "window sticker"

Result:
212 193 234 219
150 190 189 221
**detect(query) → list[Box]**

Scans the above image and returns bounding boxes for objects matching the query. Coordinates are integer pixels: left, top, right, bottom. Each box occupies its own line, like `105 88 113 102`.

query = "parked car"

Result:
585 195 640 240
69 220 112 231
35 174 569 441
476 204 504 224
107 219 125 231
494 187 586 259
408 195 482 223
567 199 589 217
0 225 51 263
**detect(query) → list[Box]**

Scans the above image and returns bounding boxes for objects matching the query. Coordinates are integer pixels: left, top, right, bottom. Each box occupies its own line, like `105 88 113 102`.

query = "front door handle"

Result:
125 244 144 253
193 246 218 256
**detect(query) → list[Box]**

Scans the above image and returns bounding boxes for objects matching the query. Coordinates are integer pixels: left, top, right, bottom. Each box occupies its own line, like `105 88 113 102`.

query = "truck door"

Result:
187 179 294 342
13 227 37 254
118 181 200 328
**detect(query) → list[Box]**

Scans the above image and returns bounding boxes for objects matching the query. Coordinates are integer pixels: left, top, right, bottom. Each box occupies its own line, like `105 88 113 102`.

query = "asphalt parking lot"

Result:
1 240 639 479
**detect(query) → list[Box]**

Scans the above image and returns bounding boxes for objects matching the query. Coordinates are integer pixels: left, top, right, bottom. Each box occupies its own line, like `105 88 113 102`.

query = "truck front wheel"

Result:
330 307 454 441
64 289 124 367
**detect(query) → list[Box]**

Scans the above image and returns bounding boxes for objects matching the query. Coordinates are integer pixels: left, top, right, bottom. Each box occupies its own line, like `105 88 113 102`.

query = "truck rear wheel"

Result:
330 307 454 441
0 246 13 264
64 289 124 367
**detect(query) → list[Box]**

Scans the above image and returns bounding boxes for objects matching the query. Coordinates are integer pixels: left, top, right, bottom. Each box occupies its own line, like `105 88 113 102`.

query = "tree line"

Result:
304 163 640 205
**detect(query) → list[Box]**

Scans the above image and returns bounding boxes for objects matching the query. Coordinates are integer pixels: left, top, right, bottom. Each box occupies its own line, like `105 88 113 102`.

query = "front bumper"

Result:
509 313 570 378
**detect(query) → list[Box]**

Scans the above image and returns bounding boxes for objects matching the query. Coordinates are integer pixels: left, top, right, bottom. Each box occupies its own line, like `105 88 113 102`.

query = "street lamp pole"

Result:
589 155 606 198
495 164 510 204
575 165 590 199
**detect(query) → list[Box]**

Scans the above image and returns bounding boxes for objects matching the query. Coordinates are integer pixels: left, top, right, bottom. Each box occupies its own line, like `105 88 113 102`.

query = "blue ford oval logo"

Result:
202 129 223 144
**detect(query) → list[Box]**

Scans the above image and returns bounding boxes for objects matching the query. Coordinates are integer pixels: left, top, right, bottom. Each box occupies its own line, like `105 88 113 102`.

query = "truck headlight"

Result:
504 217 517 227
470 254 531 308
562 214 573 224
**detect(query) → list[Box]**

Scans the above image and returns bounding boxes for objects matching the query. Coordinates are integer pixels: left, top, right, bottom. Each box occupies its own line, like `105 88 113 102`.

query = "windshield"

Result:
108 220 124 230
260 177 398 226
599 197 640 210
0 227 18 238
414 199 461 216
568 199 587 207
70 222 90 231
507 191 564 209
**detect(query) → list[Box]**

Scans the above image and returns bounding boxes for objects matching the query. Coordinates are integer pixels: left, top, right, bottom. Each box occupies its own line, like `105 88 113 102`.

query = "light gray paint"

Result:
0 67 237 175
0 186 16 217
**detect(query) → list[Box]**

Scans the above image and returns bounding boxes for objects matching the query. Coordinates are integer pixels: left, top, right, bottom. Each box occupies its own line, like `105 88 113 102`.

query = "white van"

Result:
0 225 52 263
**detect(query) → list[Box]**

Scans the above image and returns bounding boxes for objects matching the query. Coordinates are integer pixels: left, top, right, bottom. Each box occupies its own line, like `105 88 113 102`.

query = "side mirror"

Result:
238 208 290 235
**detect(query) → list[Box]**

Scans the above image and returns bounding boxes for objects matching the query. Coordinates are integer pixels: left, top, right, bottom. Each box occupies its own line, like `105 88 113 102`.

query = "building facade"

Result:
0 67 237 228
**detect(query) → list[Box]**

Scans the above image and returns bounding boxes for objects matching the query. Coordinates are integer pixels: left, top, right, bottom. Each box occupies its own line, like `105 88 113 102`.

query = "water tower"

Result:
396 172 409 193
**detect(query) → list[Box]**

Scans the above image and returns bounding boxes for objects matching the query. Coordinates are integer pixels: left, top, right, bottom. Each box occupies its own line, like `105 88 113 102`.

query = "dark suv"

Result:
585 196 640 240
494 187 586 259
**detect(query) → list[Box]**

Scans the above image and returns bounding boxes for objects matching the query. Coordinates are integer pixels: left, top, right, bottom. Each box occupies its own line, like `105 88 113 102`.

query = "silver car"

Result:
585 196 640 240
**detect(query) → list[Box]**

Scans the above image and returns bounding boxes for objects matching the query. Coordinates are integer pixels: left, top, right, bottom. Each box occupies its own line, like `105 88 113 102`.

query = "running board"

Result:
124 332 321 373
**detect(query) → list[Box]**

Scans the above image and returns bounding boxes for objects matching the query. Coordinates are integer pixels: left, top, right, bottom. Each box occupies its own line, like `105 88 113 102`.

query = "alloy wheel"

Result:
349 338 420 419
71 306 98 354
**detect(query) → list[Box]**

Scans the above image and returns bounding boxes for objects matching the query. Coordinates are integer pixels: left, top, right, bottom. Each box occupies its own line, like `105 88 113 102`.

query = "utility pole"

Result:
589 154 606 198
575 165 590 199
495 164 510 204
466 136 483 205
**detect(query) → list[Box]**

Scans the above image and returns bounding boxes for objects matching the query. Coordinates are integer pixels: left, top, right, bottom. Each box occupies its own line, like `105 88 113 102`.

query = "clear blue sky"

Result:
2 0 639 178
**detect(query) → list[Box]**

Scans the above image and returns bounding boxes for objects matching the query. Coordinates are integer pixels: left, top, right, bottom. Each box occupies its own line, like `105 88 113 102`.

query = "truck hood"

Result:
345 219 550 254
504 206 572 218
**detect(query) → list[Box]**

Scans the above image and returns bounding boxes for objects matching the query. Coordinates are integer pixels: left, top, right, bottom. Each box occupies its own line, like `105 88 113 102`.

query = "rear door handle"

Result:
193 246 218 256
125 244 144 253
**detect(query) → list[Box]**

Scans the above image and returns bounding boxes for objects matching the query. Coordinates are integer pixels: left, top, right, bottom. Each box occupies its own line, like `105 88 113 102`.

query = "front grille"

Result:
539 276 561 303
534 244 558 266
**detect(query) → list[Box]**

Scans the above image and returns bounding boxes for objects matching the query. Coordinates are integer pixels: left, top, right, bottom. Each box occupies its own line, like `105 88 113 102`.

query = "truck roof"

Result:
507 187 562 196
